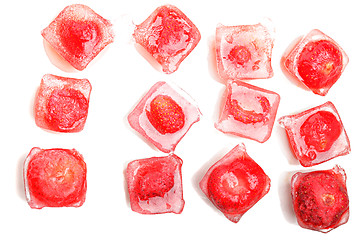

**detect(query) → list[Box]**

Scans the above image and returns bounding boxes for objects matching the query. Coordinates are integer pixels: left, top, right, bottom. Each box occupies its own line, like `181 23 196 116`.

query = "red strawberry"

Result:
41 4 114 71
46 88 89 131
146 94 185 134
25 148 87 209
298 40 343 91
60 20 101 58
134 160 175 201
200 144 270 223
300 111 342 152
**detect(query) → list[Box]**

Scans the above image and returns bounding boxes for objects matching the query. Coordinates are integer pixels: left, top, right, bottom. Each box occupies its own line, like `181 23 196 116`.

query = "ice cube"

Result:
279 101 350 167
215 80 280 143
41 4 114 71
282 29 348 96
216 22 274 80
24 147 87 209
34 74 92 133
291 165 349 232
133 5 201 74
126 154 184 214
199 144 270 223
128 81 201 153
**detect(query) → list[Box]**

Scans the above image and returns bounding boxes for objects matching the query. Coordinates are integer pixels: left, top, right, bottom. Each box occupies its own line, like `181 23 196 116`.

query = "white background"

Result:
0 0 359 239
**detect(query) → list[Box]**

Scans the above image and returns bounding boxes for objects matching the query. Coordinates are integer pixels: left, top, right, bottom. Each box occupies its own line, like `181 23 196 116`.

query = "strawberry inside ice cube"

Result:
199 144 270 223
34 74 92 133
279 101 350 167
128 81 201 153
133 5 201 74
215 80 280 143
300 111 342 152
216 22 274 80
291 166 349 232
126 154 184 214
282 29 348 96
41 4 114 71
146 95 185 134
24 147 87 209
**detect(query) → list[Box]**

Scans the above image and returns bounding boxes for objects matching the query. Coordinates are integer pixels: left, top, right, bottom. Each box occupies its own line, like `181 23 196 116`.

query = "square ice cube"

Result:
41 4 114 71
34 74 92 133
282 29 348 96
133 5 201 74
24 147 87 209
279 101 350 167
216 22 274 80
215 80 280 143
126 154 184 214
199 144 270 222
128 81 201 153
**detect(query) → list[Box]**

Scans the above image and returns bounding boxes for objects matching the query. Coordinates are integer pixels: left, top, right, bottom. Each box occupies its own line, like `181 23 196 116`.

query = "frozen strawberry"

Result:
199 144 270 223
301 111 342 153
128 81 201 153
126 154 184 214
282 29 348 96
34 74 92 133
24 147 87 209
41 4 114 71
216 22 274 80
215 80 280 143
291 166 349 232
133 5 201 74
279 101 350 167
146 95 185 134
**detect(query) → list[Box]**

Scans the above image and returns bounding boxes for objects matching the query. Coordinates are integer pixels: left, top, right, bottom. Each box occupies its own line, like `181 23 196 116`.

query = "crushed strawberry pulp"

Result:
46 88 89 131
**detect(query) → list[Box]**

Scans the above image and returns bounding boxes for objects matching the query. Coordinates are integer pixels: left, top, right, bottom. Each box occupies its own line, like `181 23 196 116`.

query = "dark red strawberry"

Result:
146 94 185 134
292 166 349 232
